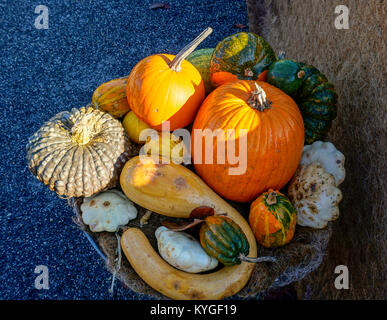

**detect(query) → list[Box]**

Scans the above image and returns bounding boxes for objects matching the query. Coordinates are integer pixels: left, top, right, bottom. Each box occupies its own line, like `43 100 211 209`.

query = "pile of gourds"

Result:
26 27 346 300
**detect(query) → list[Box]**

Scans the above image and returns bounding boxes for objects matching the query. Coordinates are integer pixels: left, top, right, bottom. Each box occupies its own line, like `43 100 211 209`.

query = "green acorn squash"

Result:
187 48 215 95
267 59 338 144
199 215 249 266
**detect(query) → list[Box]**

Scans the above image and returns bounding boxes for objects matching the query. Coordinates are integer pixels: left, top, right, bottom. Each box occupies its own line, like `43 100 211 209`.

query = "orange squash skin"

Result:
249 189 296 248
191 80 304 202
126 54 205 131
92 78 130 118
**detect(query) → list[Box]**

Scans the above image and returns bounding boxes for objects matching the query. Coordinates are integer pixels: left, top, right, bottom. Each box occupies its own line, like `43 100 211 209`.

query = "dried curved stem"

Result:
239 253 276 263
247 82 272 111
169 27 213 72
297 70 305 79
162 218 204 231
109 232 122 296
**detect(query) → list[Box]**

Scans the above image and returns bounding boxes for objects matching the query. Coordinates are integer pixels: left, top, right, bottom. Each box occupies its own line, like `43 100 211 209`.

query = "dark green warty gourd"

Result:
267 59 338 144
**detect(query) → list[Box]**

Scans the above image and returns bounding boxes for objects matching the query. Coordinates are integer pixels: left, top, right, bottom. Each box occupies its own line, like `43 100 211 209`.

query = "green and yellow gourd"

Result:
186 48 214 95
267 59 338 144
249 190 296 248
209 32 277 87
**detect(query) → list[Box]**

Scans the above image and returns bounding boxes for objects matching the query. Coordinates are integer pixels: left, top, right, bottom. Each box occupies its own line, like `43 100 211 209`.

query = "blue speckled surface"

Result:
0 0 249 300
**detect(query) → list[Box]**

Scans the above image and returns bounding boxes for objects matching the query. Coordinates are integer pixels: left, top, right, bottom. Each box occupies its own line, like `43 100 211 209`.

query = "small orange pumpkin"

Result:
126 28 212 131
191 80 304 202
92 77 130 118
249 189 296 248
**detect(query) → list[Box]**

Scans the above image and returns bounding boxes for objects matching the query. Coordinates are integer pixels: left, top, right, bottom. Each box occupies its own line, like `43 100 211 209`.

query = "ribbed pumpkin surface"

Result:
200 216 249 266
249 189 296 248
191 80 304 202
26 106 131 198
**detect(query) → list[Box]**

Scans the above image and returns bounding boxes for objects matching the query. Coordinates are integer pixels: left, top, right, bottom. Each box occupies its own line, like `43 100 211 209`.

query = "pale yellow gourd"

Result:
120 156 254 222
143 132 188 165
122 111 151 144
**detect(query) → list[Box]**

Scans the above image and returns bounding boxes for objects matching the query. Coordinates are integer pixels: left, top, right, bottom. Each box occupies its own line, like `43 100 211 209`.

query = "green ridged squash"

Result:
209 32 277 87
200 215 249 266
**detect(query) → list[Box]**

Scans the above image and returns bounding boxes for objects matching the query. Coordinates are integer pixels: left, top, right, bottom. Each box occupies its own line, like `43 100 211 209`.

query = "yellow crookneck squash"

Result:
119 156 258 300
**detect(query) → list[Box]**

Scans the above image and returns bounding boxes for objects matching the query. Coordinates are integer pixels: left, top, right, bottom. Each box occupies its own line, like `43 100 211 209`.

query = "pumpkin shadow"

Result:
158 80 203 130
190 124 255 202
152 54 205 131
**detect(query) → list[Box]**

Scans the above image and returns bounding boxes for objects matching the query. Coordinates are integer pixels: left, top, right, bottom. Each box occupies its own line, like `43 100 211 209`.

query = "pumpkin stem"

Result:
244 68 254 77
71 112 96 145
239 253 276 263
297 70 305 79
169 27 213 72
247 82 272 111
266 192 278 205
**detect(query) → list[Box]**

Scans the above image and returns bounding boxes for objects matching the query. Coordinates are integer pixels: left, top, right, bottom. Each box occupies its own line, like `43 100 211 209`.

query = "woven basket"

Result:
73 190 332 299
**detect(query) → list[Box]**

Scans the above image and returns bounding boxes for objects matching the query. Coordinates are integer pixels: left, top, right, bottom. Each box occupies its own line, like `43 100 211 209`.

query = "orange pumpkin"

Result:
191 80 304 202
92 77 130 118
126 28 212 131
249 189 296 248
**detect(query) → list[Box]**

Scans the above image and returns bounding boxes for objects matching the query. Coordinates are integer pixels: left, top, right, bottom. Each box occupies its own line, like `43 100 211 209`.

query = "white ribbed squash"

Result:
81 189 137 232
288 163 343 229
26 106 131 198
300 141 345 186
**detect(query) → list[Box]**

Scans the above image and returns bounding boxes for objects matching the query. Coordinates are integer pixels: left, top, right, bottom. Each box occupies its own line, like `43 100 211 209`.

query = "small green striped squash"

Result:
92 77 130 118
200 215 249 266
